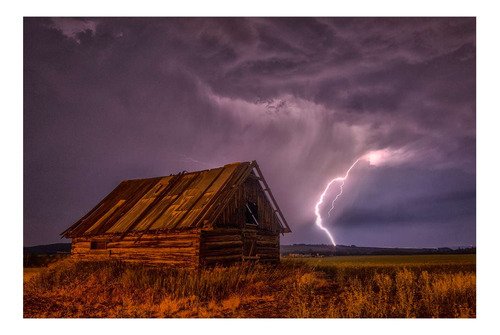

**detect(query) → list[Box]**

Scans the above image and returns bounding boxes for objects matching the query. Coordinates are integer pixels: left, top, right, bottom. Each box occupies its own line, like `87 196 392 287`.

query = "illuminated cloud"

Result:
24 18 475 247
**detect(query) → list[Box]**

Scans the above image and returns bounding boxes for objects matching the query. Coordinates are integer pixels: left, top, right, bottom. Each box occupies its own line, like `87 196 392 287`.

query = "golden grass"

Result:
23 268 44 283
23 255 475 318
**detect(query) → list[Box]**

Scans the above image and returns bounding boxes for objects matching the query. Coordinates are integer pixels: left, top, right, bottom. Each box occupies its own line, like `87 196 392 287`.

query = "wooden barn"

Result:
60 161 291 268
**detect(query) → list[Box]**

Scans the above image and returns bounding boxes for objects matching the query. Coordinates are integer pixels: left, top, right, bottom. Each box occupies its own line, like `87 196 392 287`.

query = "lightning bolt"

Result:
314 159 360 246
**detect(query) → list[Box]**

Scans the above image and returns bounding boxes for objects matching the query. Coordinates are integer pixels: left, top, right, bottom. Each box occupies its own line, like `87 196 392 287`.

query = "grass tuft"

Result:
24 255 475 318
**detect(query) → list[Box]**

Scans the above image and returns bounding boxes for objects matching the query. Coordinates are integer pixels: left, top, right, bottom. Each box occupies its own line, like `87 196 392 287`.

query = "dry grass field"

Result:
23 254 475 318
23 268 44 283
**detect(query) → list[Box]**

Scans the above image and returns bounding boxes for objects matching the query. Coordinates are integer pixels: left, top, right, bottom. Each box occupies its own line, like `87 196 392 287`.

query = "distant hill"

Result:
23 243 71 255
281 244 476 256
23 242 475 256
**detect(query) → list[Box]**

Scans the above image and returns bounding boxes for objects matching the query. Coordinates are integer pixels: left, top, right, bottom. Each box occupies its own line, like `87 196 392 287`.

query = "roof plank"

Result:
60 161 290 239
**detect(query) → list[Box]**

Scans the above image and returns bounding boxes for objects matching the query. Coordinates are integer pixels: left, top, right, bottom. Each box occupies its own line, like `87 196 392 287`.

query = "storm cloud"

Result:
24 17 475 247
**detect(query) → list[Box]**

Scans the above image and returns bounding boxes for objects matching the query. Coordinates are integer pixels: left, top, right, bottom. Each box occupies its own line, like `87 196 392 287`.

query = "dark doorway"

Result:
242 232 258 260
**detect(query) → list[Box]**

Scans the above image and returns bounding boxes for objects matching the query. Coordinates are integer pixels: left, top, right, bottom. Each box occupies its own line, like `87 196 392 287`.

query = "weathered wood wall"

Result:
200 228 243 265
254 229 280 263
215 176 282 232
71 229 201 268
70 174 282 268
200 176 282 265
199 228 280 266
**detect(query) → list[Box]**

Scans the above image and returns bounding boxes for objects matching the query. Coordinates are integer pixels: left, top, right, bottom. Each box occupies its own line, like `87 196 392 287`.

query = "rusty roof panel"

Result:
175 166 236 229
62 162 257 238
105 197 155 234
90 178 161 235
103 176 175 234
133 173 201 231
71 179 155 237
79 178 160 236
82 200 126 234
168 167 226 229
148 164 240 230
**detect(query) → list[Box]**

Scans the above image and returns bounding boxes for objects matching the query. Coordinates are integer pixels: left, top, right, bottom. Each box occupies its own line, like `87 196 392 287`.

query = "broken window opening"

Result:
245 202 259 225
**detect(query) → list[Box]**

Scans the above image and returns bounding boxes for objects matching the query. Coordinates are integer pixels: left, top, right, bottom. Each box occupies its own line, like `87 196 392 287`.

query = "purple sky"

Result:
23 17 475 247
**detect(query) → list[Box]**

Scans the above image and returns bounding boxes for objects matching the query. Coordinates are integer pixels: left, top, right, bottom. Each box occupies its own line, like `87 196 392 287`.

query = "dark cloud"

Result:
24 17 475 247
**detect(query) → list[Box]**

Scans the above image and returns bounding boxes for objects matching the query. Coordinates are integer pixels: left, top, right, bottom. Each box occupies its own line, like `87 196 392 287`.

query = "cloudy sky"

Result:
24 17 475 247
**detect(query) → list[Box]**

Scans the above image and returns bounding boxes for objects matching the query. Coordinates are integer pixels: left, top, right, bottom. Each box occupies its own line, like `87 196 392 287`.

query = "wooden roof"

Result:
61 161 290 239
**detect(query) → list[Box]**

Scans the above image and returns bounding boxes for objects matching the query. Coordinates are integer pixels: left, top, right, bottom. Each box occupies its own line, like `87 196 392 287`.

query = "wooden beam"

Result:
252 161 292 233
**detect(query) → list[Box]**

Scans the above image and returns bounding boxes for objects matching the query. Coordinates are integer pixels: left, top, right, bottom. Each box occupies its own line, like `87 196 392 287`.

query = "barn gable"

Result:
61 161 290 240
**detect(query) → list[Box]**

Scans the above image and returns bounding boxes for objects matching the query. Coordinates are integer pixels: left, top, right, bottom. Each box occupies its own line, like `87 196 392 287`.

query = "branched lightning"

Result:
314 159 360 246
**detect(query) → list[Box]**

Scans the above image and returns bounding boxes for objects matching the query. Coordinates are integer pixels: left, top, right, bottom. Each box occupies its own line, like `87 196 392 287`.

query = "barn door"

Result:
242 232 259 260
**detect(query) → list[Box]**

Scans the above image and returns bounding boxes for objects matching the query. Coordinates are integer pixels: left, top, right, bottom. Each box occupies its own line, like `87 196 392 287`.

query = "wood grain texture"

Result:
66 162 286 268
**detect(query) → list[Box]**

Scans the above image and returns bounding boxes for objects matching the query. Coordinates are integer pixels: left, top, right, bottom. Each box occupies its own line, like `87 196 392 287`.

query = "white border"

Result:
3 0 497 333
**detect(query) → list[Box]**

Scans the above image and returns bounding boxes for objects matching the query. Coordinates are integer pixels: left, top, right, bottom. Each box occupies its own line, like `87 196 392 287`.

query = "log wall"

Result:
71 229 201 268
200 228 280 266
200 175 282 265
254 229 280 263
